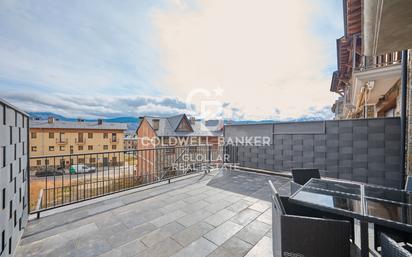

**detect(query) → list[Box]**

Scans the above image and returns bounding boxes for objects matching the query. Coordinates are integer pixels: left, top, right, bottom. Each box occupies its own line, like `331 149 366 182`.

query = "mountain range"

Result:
28 111 331 132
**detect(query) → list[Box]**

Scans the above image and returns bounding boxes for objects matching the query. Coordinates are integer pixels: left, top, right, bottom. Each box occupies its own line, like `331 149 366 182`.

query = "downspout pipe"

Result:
400 50 408 187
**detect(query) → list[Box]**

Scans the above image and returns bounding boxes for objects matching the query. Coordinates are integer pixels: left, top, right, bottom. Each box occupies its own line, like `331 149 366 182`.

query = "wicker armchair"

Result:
269 181 351 257
291 168 320 185
380 233 412 257
406 176 412 192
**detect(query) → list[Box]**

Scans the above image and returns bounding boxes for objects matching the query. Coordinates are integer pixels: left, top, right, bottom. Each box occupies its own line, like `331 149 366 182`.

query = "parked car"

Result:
69 164 96 174
35 167 65 177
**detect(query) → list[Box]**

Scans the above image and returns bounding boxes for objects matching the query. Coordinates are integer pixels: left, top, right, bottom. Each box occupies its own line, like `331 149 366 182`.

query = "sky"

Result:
0 0 343 120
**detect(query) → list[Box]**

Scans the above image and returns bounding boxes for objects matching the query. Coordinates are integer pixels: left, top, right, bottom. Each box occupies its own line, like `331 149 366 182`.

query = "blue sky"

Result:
0 0 343 120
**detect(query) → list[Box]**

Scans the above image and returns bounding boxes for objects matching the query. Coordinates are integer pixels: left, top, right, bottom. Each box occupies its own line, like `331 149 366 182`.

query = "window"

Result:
49 132 54 139
103 133 108 139
31 146 37 152
60 146 65 151
103 145 108 150
78 145 83 151
78 158 85 164
78 132 84 143
112 145 116 150
45 160 49 165
89 158 96 163
59 132 65 142
36 160 41 166
49 146 54 151
88 145 93 151
31 132 36 139
88 133 93 139
112 133 117 142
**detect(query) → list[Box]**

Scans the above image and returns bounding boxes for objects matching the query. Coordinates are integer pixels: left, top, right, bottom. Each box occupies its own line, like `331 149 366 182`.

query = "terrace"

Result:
16 169 289 257
1 100 411 257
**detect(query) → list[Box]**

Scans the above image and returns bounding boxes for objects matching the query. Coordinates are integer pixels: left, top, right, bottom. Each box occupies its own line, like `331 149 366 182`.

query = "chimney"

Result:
189 116 196 125
152 119 159 130
97 119 103 125
48 116 55 124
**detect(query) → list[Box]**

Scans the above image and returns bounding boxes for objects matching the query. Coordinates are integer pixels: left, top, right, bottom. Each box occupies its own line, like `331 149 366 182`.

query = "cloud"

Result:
0 0 340 121
0 0 163 95
1 92 194 118
151 0 338 119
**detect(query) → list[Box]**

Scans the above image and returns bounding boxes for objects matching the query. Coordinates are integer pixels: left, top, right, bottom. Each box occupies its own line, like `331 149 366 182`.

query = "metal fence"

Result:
29 145 224 216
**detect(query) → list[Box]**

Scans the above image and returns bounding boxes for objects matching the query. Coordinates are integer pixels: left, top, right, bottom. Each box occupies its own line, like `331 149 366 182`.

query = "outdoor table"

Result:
289 178 412 257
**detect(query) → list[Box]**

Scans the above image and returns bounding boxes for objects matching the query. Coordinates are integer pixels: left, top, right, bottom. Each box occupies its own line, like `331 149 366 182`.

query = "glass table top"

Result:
290 179 412 228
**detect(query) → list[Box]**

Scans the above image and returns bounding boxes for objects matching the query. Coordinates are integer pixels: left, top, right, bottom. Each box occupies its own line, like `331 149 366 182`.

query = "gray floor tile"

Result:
177 209 213 227
105 238 146 257
139 222 185 247
248 201 271 213
230 208 261 226
244 236 272 257
107 223 157 248
171 237 217 257
73 234 112 257
172 222 215 247
203 221 244 246
150 210 187 227
134 237 182 257
226 200 253 213
207 247 233 257
235 220 271 245
221 236 253 256
204 209 236 227
256 211 271 225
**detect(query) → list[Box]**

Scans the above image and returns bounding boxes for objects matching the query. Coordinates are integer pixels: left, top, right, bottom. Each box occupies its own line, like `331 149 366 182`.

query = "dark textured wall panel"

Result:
225 117 402 188
0 101 29 257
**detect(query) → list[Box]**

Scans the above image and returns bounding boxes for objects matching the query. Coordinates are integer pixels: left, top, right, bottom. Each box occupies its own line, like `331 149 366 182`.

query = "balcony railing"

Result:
29 145 225 217
55 138 68 145
355 51 402 71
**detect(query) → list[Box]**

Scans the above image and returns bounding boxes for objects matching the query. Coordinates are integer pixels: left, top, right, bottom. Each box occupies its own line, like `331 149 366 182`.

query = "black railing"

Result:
29 145 226 216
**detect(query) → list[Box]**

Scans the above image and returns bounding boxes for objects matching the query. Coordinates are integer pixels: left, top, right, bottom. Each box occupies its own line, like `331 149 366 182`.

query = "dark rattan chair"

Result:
291 168 320 185
406 176 412 192
380 233 412 257
269 181 351 257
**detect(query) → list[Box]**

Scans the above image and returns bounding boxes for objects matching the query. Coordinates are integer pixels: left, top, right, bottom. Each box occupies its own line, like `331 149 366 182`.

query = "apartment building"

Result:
135 114 223 179
330 0 403 119
331 0 412 178
29 117 127 168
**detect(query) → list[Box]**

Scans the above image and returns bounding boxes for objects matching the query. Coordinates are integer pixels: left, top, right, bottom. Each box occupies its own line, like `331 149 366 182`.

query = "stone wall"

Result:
0 99 29 257
225 118 402 188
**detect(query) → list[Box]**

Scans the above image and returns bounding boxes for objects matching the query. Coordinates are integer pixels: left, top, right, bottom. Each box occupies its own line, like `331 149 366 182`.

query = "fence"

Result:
29 145 222 215
0 99 29 257
224 118 403 189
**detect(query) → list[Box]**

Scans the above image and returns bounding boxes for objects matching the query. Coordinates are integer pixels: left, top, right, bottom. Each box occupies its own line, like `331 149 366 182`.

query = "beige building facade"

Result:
29 118 127 168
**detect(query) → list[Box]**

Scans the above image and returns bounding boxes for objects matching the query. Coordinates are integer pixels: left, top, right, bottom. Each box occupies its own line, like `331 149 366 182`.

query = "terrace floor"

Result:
16 169 290 257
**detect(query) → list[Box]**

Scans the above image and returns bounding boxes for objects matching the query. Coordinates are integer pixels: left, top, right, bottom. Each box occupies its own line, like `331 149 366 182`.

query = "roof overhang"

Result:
363 0 412 56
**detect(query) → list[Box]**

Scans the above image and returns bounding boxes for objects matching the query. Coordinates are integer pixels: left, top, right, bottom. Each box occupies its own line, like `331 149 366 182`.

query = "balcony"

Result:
11 120 412 257
55 138 68 145
355 52 402 72
16 168 283 257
